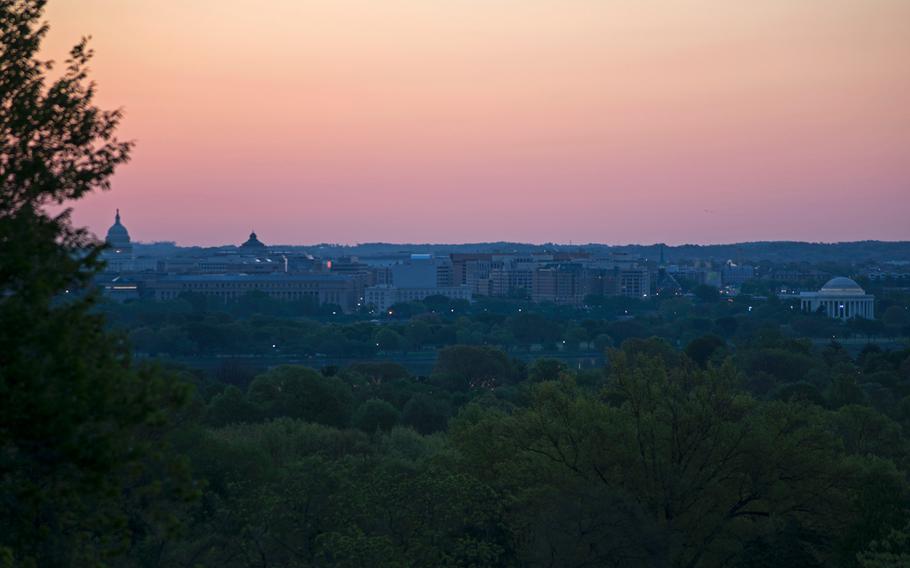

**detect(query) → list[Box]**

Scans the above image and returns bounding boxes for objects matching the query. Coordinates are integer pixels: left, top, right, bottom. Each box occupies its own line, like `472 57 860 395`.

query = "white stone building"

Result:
799 277 874 320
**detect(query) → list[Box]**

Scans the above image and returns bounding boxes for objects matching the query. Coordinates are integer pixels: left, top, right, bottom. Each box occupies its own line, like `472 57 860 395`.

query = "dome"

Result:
105 209 132 251
819 276 864 295
240 231 268 250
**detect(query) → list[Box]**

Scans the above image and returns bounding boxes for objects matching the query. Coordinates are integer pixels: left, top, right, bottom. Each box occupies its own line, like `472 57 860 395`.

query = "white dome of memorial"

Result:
819 277 865 295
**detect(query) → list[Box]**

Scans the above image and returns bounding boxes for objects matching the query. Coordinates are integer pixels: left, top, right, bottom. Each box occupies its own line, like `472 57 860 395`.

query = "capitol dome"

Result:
819 276 864 295
105 209 132 253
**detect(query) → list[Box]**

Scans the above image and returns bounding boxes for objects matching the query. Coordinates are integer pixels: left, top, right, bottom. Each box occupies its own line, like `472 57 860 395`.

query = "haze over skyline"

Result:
44 0 910 246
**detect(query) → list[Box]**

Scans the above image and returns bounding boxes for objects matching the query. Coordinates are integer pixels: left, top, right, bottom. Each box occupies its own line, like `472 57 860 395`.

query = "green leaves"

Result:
248 365 353 427
353 399 400 433
451 351 904 567
0 2 190 564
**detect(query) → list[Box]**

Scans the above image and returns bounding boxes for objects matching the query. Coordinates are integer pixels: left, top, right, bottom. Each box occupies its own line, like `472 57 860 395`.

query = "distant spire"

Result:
115 209 121 224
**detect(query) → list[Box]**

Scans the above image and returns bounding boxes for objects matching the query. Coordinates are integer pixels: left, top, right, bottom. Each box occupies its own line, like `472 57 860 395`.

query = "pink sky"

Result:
44 0 910 246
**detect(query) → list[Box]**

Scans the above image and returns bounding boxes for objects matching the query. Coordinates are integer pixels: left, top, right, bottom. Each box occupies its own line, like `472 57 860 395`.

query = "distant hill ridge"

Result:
132 240 910 263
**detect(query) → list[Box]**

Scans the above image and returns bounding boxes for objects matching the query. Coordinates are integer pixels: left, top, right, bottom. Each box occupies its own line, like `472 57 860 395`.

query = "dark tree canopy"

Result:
248 365 353 427
3 3 910 568
0 2 192 564
352 398 400 433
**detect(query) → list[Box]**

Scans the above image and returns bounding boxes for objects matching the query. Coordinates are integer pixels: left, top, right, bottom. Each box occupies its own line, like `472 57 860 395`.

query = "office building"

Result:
144 273 357 311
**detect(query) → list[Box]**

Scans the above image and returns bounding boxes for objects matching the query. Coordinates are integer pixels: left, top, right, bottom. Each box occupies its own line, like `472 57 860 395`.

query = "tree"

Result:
593 333 614 354
693 284 720 302
606 319 649 343
401 394 452 434
858 522 910 568
563 324 589 350
684 334 726 368
881 306 910 328
826 374 867 408
432 345 517 391
352 399 399 433
248 365 352 427
375 327 403 351
738 347 819 384
346 361 410 383
0 2 192 563
769 381 826 406
508 312 562 345
714 316 739 337
404 318 433 349
528 358 568 382
452 351 873 567
206 385 259 427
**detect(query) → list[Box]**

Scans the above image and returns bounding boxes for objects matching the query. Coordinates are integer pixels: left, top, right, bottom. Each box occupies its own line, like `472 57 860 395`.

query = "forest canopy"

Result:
2 2 910 567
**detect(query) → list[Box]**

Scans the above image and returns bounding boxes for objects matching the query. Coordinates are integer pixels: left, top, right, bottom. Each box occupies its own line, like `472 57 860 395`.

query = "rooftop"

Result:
156 273 350 283
819 276 865 295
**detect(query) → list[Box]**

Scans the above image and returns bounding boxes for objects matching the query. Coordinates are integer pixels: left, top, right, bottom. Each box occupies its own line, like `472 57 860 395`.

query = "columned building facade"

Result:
799 277 874 320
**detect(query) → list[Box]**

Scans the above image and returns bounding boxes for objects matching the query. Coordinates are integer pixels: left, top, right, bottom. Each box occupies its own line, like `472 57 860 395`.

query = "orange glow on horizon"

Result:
42 0 910 246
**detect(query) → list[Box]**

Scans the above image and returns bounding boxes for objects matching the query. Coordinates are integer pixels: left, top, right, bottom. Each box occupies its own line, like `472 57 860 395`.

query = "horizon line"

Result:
128 239 910 249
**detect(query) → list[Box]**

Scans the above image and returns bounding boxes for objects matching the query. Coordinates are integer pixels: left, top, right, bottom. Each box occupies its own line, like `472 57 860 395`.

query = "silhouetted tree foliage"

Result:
5 3 910 567
693 284 721 302
432 345 521 391
527 357 569 382
352 398 399 432
0 2 193 563
685 334 727 368
401 393 452 434
248 365 352 427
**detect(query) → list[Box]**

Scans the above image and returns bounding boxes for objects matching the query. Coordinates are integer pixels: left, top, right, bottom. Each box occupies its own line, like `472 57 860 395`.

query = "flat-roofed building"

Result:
391 254 446 288
489 254 538 297
450 253 493 294
532 263 589 305
143 273 357 311
617 267 650 298
330 256 380 303
721 262 755 286
584 258 651 299
364 284 472 312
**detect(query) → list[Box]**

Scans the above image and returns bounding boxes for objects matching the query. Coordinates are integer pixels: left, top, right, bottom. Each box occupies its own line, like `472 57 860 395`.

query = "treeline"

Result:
112 334 910 567
100 287 910 360
5 5 910 565
241 240 910 264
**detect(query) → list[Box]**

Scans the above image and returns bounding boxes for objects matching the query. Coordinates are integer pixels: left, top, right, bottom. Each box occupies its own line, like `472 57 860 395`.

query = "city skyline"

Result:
100 209 910 248
44 0 910 246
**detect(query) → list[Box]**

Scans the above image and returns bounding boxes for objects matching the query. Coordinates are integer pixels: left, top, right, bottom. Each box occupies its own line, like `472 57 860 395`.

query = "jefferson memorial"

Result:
799 277 874 320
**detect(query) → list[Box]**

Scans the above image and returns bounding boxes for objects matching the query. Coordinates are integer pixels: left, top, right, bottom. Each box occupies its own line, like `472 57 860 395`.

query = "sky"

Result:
43 0 910 246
